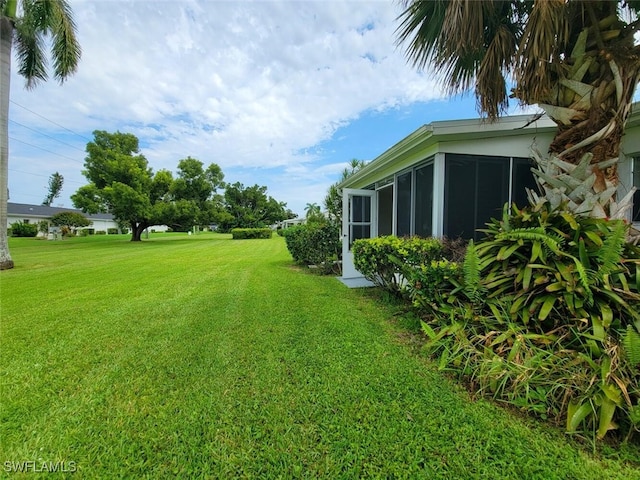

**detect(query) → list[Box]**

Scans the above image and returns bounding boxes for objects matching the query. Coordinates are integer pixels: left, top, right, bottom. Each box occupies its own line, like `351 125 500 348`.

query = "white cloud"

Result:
8 0 449 215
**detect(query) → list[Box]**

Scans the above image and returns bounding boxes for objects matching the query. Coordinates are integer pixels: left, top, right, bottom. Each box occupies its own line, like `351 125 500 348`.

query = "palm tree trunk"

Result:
529 21 640 219
0 16 14 270
546 58 640 191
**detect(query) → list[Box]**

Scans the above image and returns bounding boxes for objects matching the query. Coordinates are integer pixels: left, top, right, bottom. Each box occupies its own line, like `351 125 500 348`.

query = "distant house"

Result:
339 103 640 280
6 202 119 234
278 217 306 229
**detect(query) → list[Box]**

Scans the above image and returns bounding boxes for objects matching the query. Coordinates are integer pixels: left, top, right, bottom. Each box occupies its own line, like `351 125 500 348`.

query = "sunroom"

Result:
340 104 640 281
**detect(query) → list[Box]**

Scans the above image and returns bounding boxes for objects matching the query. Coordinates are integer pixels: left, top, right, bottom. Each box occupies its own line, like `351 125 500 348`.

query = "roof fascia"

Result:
341 112 557 189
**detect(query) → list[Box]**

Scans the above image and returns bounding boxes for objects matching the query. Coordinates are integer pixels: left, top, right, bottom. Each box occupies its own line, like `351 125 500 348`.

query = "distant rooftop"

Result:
7 202 114 221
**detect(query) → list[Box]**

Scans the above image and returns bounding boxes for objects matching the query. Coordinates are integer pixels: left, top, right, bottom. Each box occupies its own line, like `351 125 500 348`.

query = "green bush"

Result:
412 202 640 443
10 222 38 237
352 236 445 296
283 223 340 273
405 259 460 312
107 228 119 235
231 228 272 239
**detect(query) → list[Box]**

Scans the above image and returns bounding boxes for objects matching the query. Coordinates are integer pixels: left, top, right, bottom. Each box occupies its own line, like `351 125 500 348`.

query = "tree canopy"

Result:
72 130 290 239
168 157 225 231
50 211 90 234
219 182 290 231
71 130 174 241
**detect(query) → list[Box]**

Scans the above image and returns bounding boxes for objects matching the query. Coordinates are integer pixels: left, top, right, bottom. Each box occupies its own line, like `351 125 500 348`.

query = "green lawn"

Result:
1 233 639 479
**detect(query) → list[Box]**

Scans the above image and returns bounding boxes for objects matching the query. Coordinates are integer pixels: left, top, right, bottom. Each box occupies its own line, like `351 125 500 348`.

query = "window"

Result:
391 160 435 238
377 185 393 236
414 163 434 237
350 195 371 246
396 171 412 237
633 157 640 223
511 157 537 208
444 154 514 240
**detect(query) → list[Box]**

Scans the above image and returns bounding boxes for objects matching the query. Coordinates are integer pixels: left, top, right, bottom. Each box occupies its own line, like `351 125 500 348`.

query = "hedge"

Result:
283 223 340 273
351 236 445 295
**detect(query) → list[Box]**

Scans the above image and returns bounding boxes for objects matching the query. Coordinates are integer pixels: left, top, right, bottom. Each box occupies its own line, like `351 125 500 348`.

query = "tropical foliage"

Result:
396 0 640 218
1 0 81 269
353 203 640 443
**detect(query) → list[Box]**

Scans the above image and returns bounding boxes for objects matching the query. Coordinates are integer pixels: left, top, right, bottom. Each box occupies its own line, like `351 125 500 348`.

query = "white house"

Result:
7 202 119 234
339 103 640 280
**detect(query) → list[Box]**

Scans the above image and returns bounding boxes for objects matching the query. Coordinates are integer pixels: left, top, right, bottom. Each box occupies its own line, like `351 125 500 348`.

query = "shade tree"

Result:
71 130 174 242
219 182 289 231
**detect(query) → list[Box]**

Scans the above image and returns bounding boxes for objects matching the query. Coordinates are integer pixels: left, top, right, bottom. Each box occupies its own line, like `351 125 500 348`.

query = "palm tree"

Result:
304 202 322 218
396 0 639 219
1 0 81 269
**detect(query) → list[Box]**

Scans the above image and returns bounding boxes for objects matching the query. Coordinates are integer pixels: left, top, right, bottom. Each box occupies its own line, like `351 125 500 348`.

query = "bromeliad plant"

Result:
472 202 640 335
457 201 640 441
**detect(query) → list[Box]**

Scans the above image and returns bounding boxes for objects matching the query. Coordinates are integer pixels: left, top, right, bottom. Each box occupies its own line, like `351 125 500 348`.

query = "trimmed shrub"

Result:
352 236 445 296
96 230 106 235
283 223 340 273
231 228 272 239
107 228 119 235
10 222 38 237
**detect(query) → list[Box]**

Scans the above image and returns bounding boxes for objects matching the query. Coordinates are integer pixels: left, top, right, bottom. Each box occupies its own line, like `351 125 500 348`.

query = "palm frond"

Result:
12 0 80 88
13 24 47 89
516 0 570 105
48 0 81 82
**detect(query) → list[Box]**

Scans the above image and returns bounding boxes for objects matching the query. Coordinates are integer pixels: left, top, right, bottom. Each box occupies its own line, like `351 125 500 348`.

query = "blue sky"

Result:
9 0 634 217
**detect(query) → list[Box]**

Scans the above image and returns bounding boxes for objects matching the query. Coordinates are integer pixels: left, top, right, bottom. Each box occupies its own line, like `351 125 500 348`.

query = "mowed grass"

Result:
1 233 639 479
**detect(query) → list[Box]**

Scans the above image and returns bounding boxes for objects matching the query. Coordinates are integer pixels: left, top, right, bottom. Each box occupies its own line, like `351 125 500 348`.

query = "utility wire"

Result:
9 168 84 185
9 136 84 164
9 119 86 153
10 100 92 143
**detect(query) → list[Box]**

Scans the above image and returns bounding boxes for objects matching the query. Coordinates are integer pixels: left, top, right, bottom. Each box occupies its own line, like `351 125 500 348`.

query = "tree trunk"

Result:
546 57 640 192
0 17 14 270
130 222 146 242
526 20 640 219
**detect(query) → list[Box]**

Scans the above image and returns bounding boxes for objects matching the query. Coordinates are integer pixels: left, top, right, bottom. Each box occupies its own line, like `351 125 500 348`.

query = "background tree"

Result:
1 0 81 269
42 171 64 206
396 0 640 218
220 182 288 231
304 202 325 224
169 157 225 231
71 130 173 242
50 211 90 236
324 159 367 225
